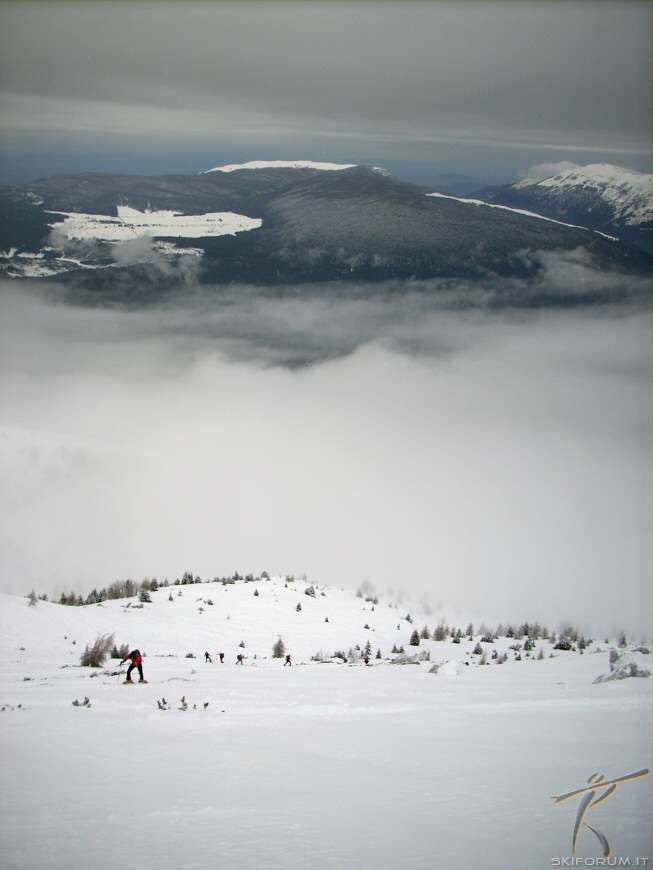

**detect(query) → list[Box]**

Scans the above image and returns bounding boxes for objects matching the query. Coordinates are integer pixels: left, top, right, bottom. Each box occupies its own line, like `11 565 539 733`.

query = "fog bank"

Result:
1 282 650 637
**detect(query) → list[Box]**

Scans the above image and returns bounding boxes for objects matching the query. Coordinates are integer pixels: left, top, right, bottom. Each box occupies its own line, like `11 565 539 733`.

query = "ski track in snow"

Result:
0 584 651 870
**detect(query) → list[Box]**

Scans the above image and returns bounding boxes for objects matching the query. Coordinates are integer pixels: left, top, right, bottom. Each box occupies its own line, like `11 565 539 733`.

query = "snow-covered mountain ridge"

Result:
515 164 652 225
474 162 653 253
1 162 650 295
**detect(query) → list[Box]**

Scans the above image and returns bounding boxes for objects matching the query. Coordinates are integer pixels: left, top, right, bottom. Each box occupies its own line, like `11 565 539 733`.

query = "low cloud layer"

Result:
0 279 650 637
519 161 582 183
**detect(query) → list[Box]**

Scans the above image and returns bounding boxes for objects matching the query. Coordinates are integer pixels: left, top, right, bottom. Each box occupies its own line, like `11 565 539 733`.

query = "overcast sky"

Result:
0 1 651 185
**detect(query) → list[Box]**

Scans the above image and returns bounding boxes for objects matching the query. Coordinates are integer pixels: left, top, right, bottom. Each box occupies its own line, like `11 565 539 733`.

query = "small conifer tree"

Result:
434 622 448 642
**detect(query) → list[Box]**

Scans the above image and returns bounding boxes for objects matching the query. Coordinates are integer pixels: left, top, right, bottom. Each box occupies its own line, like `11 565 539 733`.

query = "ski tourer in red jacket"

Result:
122 649 146 683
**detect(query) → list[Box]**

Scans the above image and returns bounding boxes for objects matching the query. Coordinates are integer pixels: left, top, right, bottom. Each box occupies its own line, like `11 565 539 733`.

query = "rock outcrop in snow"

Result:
593 648 651 683
429 658 462 676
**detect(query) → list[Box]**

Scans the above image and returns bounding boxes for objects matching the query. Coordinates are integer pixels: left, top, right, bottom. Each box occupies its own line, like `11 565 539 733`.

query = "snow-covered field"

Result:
48 205 262 242
0 205 262 279
1 579 650 870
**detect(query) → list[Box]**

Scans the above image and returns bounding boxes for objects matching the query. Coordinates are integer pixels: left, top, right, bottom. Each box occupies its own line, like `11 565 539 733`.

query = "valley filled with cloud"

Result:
1 276 650 637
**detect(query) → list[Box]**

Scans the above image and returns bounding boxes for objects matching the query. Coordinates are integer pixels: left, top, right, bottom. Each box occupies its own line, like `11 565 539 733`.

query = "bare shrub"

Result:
80 633 115 667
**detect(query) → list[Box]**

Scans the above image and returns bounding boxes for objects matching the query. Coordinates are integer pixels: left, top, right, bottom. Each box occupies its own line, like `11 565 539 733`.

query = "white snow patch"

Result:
201 160 356 174
47 205 262 242
0 256 75 279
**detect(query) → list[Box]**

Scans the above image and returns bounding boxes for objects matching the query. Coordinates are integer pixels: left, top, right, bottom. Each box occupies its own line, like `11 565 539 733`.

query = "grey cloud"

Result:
109 237 202 285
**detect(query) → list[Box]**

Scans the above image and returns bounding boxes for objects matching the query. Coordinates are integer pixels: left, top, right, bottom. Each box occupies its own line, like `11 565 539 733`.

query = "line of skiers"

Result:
205 651 291 666
121 647 293 683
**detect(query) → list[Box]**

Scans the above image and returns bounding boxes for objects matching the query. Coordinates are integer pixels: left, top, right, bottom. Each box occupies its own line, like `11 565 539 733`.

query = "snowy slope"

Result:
513 164 652 227
0 579 517 666
0 583 651 870
475 163 653 253
1 579 433 665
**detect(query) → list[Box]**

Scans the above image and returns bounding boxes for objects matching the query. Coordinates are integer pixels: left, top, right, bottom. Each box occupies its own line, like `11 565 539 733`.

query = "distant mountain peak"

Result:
515 162 652 196
474 162 653 253
200 160 358 174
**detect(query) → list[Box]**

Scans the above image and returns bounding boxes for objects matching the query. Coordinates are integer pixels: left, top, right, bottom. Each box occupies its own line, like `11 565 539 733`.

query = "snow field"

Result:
1 203 261 278
47 205 262 242
0 583 651 870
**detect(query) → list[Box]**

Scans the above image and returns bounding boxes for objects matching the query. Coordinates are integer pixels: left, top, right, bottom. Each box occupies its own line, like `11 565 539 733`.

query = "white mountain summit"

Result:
513 163 652 227
474 162 653 252
201 159 357 173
